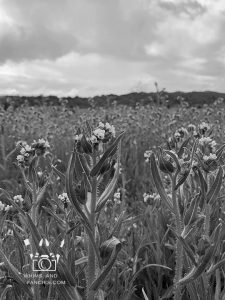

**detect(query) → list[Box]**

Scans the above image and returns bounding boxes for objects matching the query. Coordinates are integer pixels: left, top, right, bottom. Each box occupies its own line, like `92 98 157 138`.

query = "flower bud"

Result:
158 149 175 174
80 135 92 154
74 180 86 205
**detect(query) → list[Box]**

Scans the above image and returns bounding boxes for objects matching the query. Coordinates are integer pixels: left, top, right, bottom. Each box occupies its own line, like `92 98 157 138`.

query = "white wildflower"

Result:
199 136 213 145
199 122 211 131
13 195 24 204
4 205 12 211
98 122 105 129
174 131 181 138
58 192 70 203
17 154 24 162
105 123 116 137
90 135 98 144
24 239 30 246
93 128 105 140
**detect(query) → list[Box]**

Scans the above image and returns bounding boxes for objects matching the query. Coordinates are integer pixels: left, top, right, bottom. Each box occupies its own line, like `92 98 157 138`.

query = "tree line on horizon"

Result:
0 90 224 109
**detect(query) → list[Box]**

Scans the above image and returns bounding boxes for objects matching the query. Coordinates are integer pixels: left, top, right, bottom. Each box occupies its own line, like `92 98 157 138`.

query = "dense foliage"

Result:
0 98 225 299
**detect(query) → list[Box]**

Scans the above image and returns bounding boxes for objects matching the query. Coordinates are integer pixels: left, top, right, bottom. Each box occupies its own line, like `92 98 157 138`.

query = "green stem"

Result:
87 153 98 300
30 181 40 300
172 176 183 300
204 173 211 239
204 203 211 238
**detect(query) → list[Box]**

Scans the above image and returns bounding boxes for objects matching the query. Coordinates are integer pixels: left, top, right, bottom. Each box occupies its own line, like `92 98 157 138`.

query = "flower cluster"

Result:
203 153 217 162
0 201 12 212
16 142 34 167
75 122 116 154
188 122 218 172
16 139 50 167
58 192 70 204
13 195 24 205
91 122 116 144
198 136 216 153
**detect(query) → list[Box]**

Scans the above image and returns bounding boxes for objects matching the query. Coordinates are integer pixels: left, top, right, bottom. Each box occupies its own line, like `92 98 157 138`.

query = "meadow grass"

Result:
0 99 225 299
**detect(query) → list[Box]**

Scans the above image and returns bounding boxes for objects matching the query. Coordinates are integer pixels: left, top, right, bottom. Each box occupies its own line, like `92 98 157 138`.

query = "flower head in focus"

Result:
13 195 24 205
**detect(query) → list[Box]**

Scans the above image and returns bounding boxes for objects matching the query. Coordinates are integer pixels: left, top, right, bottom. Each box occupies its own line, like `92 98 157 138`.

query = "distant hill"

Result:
0 91 225 109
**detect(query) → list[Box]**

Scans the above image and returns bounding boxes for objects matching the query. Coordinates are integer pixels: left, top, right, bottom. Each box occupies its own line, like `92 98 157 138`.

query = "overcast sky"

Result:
0 0 225 97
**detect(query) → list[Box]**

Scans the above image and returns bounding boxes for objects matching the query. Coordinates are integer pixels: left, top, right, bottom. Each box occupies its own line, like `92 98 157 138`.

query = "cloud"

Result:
0 0 225 95
0 52 148 96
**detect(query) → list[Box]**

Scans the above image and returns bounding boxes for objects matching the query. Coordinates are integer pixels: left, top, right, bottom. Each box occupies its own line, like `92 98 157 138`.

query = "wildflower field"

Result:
1 99 225 300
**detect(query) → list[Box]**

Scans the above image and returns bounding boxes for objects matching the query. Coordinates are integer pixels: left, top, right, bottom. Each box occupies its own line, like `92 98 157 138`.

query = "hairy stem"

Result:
204 203 211 238
172 176 183 300
30 181 40 300
87 153 97 300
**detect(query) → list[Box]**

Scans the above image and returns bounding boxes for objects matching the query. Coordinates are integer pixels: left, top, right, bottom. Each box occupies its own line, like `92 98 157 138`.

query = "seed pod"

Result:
158 148 175 174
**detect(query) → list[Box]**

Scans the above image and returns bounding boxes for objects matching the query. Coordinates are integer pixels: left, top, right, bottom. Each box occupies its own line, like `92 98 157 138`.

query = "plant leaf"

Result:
179 223 222 285
0 248 33 298
75 256 88 266
90 237 122 291
206 167 223 205
95 145 121 212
